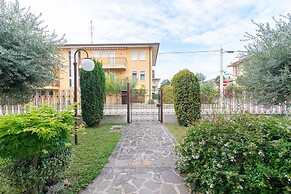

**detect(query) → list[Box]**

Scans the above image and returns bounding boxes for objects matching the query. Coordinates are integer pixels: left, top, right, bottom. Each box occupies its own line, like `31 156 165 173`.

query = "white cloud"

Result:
8 0 291 80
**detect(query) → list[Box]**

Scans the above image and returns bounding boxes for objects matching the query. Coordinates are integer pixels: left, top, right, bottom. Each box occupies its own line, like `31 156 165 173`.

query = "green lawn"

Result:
0 123 123 193
165 123 188 143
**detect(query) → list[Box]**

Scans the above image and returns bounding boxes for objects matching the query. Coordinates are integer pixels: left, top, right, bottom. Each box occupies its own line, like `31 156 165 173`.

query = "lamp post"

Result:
73 49 95 145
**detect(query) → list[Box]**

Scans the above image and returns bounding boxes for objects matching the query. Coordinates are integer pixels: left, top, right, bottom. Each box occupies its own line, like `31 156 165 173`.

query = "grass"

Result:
165 123 188 143
61 124 123 193
0 123 123 194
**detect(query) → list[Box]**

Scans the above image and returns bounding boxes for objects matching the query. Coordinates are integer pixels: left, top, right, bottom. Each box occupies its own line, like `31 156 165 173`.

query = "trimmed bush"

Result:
80 59 105 127
176 114 291 193
0 106 74 193
163 85 174 104
171 69 201 126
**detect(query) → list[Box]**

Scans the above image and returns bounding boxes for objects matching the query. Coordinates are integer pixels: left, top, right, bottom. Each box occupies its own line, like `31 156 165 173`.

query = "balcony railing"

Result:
44 80 60 89
98 57 127 69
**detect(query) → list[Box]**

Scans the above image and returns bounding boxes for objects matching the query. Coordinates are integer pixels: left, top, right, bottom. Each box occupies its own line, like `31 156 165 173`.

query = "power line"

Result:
158 50 220 54
158 50 246 55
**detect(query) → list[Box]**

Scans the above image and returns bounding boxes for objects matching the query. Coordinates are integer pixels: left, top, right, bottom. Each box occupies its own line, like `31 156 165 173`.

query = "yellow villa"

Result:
43 43 160 102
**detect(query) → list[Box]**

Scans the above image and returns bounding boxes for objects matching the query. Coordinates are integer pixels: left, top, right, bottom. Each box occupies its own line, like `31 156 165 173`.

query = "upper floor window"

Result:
131 50 147 61
132 71 138 80
140 71 145 81
139 50 146 60
131 50 138 60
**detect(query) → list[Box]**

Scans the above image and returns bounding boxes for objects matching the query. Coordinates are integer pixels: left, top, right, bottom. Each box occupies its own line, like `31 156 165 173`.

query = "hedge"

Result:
176 114 291 193
171 69 201 126
0 106 74 193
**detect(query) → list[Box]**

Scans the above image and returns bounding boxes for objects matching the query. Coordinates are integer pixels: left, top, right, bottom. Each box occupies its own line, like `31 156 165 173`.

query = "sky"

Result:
8 0 291 81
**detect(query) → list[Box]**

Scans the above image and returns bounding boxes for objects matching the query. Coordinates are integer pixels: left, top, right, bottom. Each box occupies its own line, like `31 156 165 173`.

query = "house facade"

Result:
44 43 160 100
227 60 244 82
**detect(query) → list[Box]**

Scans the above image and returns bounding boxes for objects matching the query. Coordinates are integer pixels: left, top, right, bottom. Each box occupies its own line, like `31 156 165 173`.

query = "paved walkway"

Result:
81 121 191 194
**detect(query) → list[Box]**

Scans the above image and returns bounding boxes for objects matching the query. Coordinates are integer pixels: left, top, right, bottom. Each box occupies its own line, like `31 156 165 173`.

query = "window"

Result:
140 71 145 81
131 50 138 60
139 50 146 60
100 50 107 58
132 71 138 80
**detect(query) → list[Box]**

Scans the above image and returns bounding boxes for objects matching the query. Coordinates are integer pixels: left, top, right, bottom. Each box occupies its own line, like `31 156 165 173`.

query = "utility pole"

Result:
220 46 224 108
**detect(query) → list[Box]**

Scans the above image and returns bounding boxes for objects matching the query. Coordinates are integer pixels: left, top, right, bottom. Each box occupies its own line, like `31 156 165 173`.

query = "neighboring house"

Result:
43 43 160 100
227 60 245 83
152 70 160 94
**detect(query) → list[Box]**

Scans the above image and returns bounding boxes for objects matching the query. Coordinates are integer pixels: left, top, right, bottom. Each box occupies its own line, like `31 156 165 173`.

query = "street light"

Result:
73 49 95 145
219 47 234 109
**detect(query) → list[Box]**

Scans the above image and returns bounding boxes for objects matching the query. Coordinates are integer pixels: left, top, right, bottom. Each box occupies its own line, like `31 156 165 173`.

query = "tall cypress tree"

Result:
80 59 105 127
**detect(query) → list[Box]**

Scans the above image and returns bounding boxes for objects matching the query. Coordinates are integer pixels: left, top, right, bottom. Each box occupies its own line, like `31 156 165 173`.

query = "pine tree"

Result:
80 59 105 127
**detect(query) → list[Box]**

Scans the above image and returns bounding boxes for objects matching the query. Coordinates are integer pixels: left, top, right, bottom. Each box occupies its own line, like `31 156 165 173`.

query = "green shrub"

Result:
80 59 105 127
162 85 174 104
176 114 291 193
0 106 74 193
147 99 155 104
152 93 159 100
171 69 201 126
200 82 218 104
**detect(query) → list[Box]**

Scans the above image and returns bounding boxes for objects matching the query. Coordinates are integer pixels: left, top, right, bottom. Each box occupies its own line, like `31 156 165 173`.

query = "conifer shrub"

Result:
171 69 201 126
0 106 74 193
176 114 291 193
80 59 105 127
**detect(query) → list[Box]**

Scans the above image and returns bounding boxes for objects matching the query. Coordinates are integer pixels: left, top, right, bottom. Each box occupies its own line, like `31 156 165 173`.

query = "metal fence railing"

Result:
1 94 290 116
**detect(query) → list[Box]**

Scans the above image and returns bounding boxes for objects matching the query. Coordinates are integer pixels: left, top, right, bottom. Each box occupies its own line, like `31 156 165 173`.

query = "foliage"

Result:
200 82 218 104
131 85 147 97
162 85 174 104
147 99 155 104
177 114 291 193
80 59 105 127
61 124 122 193
152 93 159 100
0 106 74 193
224 83 243 98
171 69 201 127
0 1 65 98
106 76 136 96
196 72 206 82
160 79 170 89
238 14 291 106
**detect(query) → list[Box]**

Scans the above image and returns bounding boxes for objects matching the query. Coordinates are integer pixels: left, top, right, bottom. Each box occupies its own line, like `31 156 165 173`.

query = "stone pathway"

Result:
81 121 190 194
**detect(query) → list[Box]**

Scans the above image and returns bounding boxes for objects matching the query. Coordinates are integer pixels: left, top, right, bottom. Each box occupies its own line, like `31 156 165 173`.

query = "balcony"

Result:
98 57 127 70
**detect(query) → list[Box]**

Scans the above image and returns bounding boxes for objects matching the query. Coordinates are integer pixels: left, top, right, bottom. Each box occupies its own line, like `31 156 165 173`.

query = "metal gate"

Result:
125 83 163 123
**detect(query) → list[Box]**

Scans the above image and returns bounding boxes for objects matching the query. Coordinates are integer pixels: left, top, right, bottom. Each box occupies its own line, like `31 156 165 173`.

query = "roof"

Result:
60 43 160 66
227 60 244 67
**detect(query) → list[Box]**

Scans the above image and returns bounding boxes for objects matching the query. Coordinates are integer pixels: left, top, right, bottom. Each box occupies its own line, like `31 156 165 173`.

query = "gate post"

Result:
160 88 163 123
127 82 131 123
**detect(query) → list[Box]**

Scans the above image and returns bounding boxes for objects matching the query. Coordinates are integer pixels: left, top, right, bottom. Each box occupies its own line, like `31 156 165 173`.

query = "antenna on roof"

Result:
90 20 93 44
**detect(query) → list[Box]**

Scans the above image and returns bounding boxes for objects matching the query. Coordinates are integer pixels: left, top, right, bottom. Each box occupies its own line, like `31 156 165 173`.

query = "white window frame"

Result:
139 50 146 60
131 50 138 60
140 71 145 81
132 71 138 80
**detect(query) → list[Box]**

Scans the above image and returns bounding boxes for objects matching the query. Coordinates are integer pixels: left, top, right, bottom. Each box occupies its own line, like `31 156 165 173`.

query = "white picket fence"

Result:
0 95 290 116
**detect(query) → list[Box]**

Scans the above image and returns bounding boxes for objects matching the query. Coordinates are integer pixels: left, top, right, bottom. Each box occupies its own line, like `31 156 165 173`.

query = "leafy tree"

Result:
172 69 201 127
196 72 206 82
80 59 105 127
160 79 170 88
0 1 65 98
163 85 174 104
238 14 291 106
200 82 218 104
105 76 136 95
